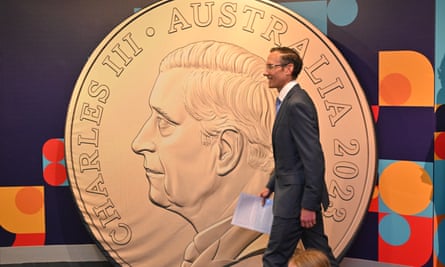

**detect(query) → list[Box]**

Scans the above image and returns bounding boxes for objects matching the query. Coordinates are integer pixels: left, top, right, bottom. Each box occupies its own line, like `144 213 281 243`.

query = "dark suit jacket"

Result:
267 84 329 218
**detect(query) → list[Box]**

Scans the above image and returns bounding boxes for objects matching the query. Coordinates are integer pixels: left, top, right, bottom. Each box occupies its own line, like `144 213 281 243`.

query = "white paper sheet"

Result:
231 192 274 234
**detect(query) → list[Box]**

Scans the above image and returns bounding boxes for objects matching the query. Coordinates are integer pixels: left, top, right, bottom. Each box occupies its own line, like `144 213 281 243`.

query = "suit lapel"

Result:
272 84 300 137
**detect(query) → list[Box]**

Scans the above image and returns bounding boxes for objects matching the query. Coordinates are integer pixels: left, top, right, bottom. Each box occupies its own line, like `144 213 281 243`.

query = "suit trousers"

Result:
262 211 338 267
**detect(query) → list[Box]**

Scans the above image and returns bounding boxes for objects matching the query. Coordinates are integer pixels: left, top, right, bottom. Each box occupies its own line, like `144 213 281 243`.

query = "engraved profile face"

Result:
132 41 276 231
132 68 220 215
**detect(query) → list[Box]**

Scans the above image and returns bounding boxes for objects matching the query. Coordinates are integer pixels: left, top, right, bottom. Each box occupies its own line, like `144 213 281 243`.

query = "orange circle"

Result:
380 73 411 105
379 161 432 215
15 187 44 215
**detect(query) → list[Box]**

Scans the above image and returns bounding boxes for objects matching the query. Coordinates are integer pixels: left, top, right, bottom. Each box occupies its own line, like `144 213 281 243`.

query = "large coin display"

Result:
65 0 377 266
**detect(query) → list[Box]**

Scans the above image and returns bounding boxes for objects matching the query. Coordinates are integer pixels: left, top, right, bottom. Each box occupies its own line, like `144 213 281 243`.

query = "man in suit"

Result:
259 47 338 267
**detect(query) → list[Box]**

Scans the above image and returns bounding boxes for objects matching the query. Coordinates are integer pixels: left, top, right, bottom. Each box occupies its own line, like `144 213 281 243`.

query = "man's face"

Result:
132 69 219 212
264 51 291 91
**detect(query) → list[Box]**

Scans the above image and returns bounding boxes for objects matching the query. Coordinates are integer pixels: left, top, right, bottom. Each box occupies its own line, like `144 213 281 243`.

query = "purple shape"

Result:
344 211 378 261
376 107 435 162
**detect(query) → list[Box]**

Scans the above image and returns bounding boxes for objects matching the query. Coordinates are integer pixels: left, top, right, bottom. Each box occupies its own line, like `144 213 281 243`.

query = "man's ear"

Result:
216 129 244 176
285 63 294 76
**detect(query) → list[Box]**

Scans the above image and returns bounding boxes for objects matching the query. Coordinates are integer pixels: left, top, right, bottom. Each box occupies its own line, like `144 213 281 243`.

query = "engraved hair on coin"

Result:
132 40 277 265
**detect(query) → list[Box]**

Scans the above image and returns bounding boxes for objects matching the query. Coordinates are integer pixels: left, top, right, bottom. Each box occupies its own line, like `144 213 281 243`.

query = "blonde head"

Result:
288 249 331 267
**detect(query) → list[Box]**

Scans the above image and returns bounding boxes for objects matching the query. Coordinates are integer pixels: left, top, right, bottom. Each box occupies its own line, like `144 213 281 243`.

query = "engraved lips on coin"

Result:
65 0 376 265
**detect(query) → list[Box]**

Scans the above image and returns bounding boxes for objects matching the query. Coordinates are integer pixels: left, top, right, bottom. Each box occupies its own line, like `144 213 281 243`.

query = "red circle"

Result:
42 139 65 162
43 163 67 186
436 133 445 159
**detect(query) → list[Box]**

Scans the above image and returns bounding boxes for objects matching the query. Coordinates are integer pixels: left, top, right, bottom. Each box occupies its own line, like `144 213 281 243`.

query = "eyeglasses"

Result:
265 63 285 70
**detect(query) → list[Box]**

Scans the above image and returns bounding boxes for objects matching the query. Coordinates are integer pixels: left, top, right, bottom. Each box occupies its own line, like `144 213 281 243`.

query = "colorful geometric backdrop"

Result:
0 0 444 266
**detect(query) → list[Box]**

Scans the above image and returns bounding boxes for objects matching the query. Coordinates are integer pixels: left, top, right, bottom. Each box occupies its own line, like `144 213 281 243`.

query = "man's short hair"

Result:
270 46 303 79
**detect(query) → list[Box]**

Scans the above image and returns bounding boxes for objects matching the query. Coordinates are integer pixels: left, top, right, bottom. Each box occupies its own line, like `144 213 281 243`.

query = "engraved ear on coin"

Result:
65 0 376 266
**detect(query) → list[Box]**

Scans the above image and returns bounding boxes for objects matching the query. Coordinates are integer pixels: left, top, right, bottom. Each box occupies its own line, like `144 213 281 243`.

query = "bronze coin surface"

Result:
65 0 377 265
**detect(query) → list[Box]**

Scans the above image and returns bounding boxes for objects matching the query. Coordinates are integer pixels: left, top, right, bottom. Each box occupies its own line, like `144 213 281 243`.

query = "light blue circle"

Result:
327 0 359 27
379 214 410 246
434 220 445 264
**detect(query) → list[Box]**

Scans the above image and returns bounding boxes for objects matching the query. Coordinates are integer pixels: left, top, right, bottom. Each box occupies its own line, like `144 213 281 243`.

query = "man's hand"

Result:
259 188 271 206
300 208 316 228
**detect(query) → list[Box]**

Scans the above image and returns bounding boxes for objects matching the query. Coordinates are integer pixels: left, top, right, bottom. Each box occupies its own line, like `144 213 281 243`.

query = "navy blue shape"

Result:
423 254 433 267
376 107 435 162
0 226 16 246
344 211 378 261
44 186 94 244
